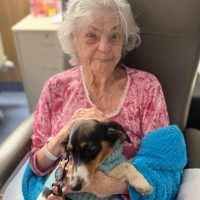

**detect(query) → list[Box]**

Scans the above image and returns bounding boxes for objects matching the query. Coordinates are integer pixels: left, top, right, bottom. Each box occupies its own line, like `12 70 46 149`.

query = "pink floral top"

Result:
30 65 169 177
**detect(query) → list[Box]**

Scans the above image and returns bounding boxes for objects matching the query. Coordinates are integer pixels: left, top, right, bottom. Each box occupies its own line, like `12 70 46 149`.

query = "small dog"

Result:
37 119 152 199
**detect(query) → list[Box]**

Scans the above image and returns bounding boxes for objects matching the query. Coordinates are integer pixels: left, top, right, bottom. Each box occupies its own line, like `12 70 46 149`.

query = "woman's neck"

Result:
82 65 116 96
81 65 128 114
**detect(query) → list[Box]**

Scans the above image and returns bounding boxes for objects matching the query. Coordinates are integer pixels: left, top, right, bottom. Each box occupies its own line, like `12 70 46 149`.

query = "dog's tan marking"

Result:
86 141 112 177
67 143 73 151
80 142 87 149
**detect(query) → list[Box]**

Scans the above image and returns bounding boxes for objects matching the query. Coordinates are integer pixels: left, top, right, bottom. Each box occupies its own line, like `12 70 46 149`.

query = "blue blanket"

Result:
128 125 187 200
22 164 47 200
22 125 187 200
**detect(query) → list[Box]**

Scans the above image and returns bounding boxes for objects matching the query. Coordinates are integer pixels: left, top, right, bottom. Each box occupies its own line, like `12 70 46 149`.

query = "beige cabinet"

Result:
12 15 65 112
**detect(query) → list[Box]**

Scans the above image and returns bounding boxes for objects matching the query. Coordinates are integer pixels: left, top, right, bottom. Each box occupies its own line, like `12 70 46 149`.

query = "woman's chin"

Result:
96 59 113 63
92 60 116 68
91 63 115 74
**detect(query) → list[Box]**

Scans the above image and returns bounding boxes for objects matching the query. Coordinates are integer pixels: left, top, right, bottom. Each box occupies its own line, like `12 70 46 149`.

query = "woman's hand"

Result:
47 170 128 199
79 171 128 197
36 108 106 173
47 161 72 200
55 107 106 148
46 107 106 157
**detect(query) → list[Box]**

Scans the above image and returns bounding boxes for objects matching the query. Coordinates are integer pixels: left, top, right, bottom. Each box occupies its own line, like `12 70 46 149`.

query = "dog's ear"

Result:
104 121 131 145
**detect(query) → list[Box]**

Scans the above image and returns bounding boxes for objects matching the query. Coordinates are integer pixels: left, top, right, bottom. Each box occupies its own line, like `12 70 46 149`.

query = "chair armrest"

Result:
184 128 200 168
0 114 33 191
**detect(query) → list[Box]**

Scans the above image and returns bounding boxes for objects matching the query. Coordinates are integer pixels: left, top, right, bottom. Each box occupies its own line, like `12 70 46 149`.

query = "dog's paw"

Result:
108 162 153 195
129 174 153 195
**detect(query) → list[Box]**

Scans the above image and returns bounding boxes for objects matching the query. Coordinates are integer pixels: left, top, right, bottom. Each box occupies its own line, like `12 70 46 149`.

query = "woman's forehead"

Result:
81 12 122 32
87 24 122 33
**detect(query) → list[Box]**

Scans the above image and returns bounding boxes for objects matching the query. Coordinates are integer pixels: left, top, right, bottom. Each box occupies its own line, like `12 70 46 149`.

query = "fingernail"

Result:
62 187 67 193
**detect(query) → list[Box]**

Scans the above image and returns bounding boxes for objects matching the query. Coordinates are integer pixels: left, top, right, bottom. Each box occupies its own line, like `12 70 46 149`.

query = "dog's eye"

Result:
85 145 97 154
81 144 100 161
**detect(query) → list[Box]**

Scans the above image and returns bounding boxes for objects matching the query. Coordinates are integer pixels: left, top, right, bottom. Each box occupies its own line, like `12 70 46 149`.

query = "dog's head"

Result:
61 119 130 191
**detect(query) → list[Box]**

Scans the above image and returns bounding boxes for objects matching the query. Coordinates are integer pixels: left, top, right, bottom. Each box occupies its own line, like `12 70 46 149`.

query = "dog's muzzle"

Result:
70 176 85 191
70 164 89 191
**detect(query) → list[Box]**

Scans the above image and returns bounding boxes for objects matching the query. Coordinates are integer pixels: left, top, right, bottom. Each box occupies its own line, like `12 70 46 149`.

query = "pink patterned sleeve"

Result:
30 79 56 176
140 74 169 135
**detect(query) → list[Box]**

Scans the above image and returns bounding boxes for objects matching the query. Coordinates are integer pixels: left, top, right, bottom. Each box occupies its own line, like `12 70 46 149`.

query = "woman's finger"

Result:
56 127 70 145
56 108 106 146
47 194 62 200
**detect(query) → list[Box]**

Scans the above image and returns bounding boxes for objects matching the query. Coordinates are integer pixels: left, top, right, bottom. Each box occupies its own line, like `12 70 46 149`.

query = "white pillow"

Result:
176 169 200 200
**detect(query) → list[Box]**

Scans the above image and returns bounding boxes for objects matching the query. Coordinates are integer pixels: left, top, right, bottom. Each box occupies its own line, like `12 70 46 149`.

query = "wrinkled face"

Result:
67 120 112 191
74 12 124 75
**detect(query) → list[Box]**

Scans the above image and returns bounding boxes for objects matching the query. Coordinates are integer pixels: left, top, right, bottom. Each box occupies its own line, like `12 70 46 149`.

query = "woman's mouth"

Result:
94 58 113 62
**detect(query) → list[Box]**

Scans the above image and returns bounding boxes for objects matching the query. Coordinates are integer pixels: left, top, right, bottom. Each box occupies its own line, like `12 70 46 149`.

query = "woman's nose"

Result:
98 38 110 53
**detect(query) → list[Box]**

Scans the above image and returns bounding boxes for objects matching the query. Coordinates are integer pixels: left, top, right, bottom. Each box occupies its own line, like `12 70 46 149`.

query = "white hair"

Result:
58 0 141 66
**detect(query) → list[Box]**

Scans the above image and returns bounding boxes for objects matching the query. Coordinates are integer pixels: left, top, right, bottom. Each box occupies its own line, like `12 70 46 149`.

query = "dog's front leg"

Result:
108 162 152 195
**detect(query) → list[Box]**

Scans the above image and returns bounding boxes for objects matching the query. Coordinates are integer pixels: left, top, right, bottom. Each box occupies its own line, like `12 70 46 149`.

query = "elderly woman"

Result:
29 0 170 199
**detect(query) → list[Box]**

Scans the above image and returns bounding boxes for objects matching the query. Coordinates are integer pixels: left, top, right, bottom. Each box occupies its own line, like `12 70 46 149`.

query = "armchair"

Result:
0 0 200 198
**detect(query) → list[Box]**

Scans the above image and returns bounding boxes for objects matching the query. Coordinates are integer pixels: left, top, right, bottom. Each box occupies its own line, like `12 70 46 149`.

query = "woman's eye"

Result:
85 33 98 43
110 33 121 43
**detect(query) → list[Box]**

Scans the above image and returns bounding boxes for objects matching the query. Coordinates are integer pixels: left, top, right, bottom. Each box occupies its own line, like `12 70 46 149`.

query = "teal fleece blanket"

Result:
22 125 187 200
128 125 187 200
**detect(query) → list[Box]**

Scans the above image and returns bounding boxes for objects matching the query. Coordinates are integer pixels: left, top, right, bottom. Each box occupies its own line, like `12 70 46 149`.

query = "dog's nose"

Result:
70 176 84 191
